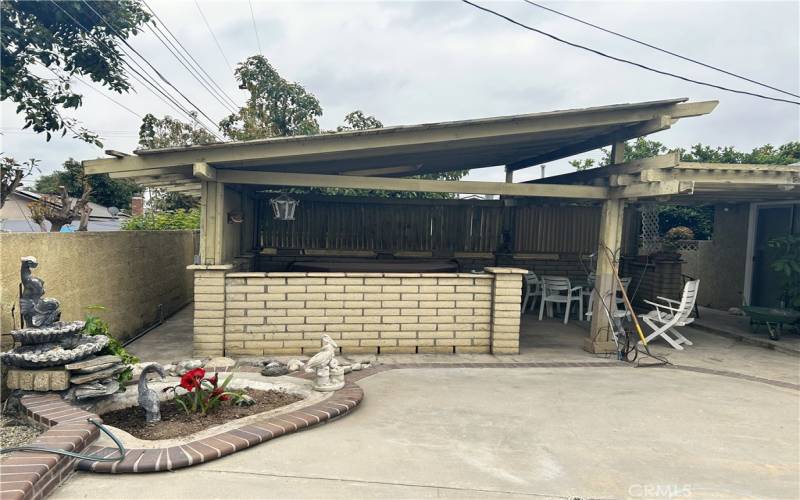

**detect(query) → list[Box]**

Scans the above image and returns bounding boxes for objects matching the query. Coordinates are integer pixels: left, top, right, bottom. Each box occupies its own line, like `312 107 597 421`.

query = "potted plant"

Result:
655 226 695 260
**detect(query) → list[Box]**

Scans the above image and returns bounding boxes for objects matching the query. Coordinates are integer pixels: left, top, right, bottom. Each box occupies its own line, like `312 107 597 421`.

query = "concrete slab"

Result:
125 305 194 363
53 366 798 499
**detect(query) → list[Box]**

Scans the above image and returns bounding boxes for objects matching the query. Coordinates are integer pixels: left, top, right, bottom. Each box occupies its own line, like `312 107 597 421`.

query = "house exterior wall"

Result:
680 203 750 309
0 231 198 348
190 266 525 357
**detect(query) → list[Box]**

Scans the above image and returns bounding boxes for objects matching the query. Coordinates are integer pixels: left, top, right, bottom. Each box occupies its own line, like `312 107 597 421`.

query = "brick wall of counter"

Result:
190 267 526 357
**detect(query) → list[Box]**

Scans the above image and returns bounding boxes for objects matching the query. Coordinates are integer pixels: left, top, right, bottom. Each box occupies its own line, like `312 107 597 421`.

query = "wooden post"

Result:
585 198 625 353
199 180 225 265
585 140 626 354
505 166 513 183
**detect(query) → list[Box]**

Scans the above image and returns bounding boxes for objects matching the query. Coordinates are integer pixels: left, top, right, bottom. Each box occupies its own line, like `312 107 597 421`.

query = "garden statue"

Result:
138 364 166 423
19 256 61 328
305 334 345 392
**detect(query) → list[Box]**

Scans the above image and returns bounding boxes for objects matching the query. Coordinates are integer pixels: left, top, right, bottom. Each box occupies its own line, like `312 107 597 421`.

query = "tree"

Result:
1 156 39 209
146 189 198 212
220 55 322 140
1 1 150 145
29 184 93 232
35 158 139 210
138 112 217 150
337 110 383 132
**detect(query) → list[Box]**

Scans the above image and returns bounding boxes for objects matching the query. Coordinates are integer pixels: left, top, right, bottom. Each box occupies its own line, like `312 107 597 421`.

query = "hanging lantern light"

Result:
269 193 298 221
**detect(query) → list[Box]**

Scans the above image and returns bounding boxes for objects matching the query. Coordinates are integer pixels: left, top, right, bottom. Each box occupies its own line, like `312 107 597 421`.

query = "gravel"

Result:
1 416 43 455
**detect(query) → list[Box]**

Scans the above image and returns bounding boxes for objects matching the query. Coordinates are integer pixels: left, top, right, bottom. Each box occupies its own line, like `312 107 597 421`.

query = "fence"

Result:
258 196 638 257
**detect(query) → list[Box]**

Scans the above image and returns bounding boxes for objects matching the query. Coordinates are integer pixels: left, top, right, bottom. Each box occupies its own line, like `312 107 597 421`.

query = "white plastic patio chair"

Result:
581 272 596 310
638 280 700 350
521 272 542 314
538 276 583 325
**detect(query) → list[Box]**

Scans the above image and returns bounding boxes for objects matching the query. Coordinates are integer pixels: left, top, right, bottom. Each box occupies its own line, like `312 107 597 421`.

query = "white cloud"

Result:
2 0 798 185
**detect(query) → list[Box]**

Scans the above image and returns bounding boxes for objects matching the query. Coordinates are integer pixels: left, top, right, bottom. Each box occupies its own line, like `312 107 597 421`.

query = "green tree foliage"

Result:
34 158 139 210
138 112 217 150
768 234 800 309
337 110 383 132
1 155 39 209
569 139 800 239
1 0 150 145
220 55 322 140
146 189 199 212
121 208 200 230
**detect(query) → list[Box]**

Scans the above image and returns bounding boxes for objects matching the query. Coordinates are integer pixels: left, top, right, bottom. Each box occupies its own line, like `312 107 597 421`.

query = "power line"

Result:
521 0 800 99
195 1 235 74
462 0 800 106
78 0 226 135
249 0 264 55
141 0 240 109
145 20 238 114
48 1 223 139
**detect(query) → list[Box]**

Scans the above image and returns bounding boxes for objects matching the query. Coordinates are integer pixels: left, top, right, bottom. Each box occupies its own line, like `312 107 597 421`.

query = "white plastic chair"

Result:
538 276 583 325
521 272 542 314
638 280 700 350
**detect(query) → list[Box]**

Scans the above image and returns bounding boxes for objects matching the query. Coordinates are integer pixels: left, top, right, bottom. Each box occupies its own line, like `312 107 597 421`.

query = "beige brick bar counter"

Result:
189 266 527 357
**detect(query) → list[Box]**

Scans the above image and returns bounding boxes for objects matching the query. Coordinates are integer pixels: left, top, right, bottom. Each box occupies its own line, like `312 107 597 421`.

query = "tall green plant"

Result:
84 305 139 385
767 235 800 310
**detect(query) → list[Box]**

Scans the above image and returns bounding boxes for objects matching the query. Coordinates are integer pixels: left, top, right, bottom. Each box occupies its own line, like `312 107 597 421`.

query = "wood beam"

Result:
341 164 422 176
613 180 694 199
108 166 191 179
532 152 680 185
676 162 800 173
640 169 800 185
508 116 672 171
193 162 217 181
214 169 609 199
164 183 202 192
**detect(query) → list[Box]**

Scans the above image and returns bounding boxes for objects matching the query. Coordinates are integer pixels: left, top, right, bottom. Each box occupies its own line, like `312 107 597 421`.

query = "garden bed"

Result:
100 388 302 440
0 415 44 459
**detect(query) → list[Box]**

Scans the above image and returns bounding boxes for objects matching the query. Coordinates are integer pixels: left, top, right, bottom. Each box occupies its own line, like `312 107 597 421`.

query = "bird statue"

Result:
138 364 166 423
304 334 337 373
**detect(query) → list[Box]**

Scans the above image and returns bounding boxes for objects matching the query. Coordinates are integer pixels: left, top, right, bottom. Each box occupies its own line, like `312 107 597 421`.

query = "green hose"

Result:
0 418 126 462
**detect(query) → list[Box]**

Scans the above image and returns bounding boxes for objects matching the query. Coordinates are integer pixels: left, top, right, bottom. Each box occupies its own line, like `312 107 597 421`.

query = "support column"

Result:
485 267 528 354
505 166 514 183
188 264 232 357
585 197 625 353
199 181 225 265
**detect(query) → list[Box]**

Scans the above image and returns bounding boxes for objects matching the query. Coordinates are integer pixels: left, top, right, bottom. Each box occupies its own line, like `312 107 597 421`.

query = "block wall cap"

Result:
484 267 529 274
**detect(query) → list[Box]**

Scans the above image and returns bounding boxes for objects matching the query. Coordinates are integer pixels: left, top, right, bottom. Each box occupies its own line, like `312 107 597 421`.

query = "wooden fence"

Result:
258 196 637 255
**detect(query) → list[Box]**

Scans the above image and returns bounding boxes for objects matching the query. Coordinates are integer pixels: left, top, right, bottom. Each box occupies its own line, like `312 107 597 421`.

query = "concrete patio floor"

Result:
53 365 798 499
52 307 800 499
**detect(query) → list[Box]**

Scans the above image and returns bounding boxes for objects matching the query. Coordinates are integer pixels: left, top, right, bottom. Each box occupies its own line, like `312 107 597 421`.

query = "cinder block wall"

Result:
1 231 198 347
191 267 525 357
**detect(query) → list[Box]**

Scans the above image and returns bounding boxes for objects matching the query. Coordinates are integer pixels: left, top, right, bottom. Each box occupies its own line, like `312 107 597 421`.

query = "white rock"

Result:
204 356 236 369
286 359 305 372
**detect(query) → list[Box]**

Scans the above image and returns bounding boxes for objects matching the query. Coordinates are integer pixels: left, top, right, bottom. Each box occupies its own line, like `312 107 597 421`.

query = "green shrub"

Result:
84 305 139 386
121 208 200 230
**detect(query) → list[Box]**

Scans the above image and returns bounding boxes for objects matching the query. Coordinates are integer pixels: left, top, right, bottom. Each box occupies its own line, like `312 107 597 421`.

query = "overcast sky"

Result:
2 0 798 185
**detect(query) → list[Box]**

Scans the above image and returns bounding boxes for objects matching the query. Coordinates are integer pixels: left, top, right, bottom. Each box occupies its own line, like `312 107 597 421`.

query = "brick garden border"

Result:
72 381 363 473
0 394 101 500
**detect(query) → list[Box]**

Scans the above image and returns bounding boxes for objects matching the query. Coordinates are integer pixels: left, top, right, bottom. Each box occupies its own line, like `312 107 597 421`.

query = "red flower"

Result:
211 387 229 401
180 368 206 391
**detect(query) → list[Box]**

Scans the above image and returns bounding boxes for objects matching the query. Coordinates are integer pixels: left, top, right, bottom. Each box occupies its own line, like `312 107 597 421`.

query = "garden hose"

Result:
0 417 126 462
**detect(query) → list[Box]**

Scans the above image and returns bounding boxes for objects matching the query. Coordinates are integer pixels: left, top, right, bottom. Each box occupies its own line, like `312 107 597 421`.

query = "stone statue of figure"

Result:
304 334 345 392
19 256 62 328
138 364 166 423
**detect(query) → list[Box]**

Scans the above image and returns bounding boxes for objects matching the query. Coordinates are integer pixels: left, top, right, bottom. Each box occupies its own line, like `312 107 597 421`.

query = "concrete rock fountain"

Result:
1 257 122 398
